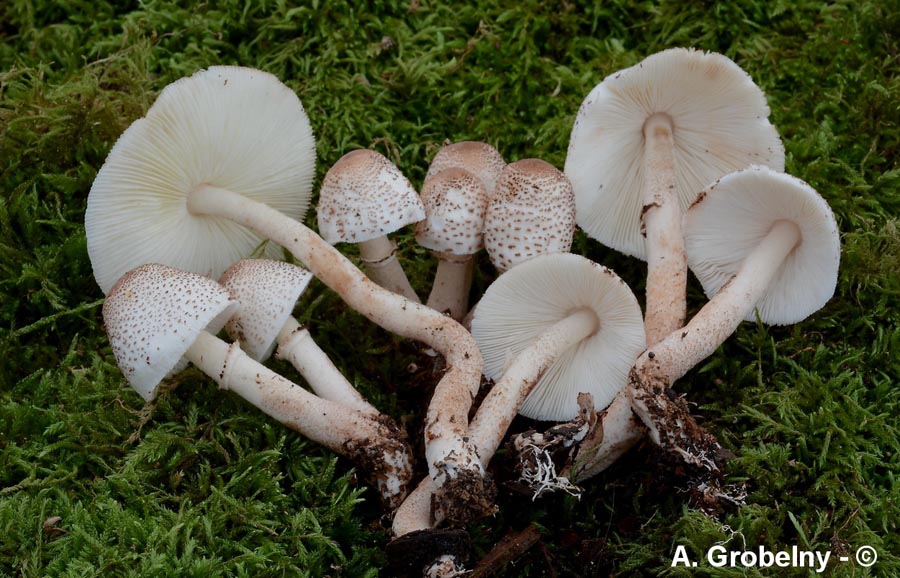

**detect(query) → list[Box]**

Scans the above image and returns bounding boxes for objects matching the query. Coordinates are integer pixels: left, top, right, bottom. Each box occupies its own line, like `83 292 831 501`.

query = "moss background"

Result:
1 0 898 576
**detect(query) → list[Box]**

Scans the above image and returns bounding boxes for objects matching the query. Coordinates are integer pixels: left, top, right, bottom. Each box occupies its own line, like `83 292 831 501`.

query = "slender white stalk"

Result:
394 308 599 532
640 219 800 386
630 219 801 454
187 185 485 505
460 300 477 331
642 113 687 346
186 331 412 508
358 236 421 303
425 253 474 321
275 317 380 417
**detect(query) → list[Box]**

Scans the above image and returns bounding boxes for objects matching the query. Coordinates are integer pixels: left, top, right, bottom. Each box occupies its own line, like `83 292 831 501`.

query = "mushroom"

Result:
86 66 316 295
84 66 486 517
472 255 645 424
425 141 506 198
627 166 840 468
103 263 413 508
415 168 489 320
483 159 576 273
317 149 424 302
565 47 785 344
219 258 379 417
390 254 645 570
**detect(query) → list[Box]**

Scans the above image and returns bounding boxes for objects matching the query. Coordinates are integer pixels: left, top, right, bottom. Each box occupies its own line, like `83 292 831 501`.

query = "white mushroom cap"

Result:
103 263 239 401
472 253 646 421
483 159 576 272
685 165 840 325
415 168 489 256
317 149 425 244
86 66 317 295
565 47 785 259
425 141 506 198
219 259 313 361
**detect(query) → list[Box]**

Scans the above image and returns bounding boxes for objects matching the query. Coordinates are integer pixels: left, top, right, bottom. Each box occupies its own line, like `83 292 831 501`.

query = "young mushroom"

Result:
565 47 785 344
425 141 506 198
219 258 380 417
456 158 577 329
415 168 489 320
103 263 414 508
628 166 840 470
85 66 486 519
483 159 576 273
316 149 424 302
389 254 645 574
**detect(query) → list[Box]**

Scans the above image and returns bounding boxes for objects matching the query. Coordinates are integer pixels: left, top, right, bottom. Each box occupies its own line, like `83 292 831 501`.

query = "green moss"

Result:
2 0 899 575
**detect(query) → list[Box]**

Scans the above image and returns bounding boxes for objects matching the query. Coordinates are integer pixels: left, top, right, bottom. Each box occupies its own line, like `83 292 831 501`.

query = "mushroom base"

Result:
385 528 471 578
570 392 647 482
626 364 733 475
344 417 415 510
511 392 596 498
432 467 498 526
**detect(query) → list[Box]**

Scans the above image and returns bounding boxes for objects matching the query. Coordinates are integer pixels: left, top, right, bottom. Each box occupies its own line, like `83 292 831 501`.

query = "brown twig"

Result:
469 524 543 577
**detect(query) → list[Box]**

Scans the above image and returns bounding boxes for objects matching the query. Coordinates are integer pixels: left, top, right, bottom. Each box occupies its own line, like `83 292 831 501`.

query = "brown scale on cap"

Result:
103 263 237 401
317 150 425 244
425 141 506 198
483 159 576 272
219 259 313 361
415 167 489 256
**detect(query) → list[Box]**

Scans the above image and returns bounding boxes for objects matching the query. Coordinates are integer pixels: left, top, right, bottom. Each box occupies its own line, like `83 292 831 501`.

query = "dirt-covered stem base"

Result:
186 331 413 508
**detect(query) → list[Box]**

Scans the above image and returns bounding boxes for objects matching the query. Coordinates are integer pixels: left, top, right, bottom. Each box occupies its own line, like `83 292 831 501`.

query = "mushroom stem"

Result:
187 184 485 505
568 393 646 481
392 478 436 537
641 113 687 346
630 219 801 457
275 317 380 417
185 331 413 508
425 253 474 320
358 236 421 303
393 307 600 532
460 301 477 331
469 307 600 462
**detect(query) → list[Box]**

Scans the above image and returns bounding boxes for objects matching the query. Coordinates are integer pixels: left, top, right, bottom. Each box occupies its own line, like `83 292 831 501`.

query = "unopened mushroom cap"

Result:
472 253 646 421
483 159 576 272
685 165 840 325
86 66 317 295
425 141 506 198
566 47 785 259
103 263 239 401
415 168 489 256
219 259 313 361
317 149 425 244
